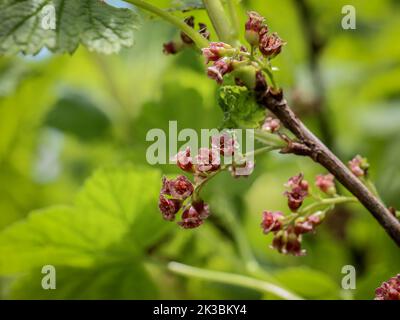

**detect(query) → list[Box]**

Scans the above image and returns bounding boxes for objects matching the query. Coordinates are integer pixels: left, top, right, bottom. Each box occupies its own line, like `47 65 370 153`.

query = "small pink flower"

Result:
194 148 221 173
375 274 400 300
348 155 369 177
294 212 325 235
211 132 237 156
201 42 232 64
262 117 281 133
207 58 233 84
315 174 336 195
261 211 284 234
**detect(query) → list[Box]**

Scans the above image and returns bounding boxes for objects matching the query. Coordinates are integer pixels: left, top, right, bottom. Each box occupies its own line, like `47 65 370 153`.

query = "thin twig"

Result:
257 89 400 246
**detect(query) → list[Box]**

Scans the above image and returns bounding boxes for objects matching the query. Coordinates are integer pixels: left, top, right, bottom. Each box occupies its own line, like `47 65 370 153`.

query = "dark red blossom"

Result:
207 58 233 84
180 16 195 44
261 211 283 234
271 228 305 256
174 147 194 173
158 195 181 221
245 11 265 46
161 175 194 200
375 274 400 300
284 174 309 212
198 23 211 40
163 41 179 55
259 32 285 58
178 201 210 229
294 212 325 235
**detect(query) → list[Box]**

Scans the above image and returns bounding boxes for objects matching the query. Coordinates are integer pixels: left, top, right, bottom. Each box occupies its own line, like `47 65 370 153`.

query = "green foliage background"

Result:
0 0 399 299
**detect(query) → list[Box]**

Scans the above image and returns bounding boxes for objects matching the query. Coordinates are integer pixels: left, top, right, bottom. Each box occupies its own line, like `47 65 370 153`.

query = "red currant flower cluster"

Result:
158 132 255 229
375 274 400 300
201 11 285 88
261 172 339 256
163 16 210 55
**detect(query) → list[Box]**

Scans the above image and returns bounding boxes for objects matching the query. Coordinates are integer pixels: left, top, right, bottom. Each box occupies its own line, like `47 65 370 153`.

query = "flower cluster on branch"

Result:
158 132 254 229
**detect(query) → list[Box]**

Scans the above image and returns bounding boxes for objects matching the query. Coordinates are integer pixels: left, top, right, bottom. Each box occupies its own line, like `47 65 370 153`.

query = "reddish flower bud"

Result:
181 16 195 44
271 228 305 256
261 211 284 234
178 201 210 229
198 23 211 40
375 274 400 300
245 11 265 46
284 174 309 212
207 58 233 84
163 41 180 55
262 117 281 133
348 155 369 177
158 195 181 221
194 148 221 173
202 42 233 64
285 191 305 212
259 32 285 58
161 175 194 200
294 211 325 235
174 147 194 173
285 173 309 191
315 174 336 195
211 132 237 156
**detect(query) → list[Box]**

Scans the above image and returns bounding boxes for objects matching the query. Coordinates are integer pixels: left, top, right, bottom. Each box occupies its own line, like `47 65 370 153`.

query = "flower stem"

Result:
226 0 240 43
202 0 237 45
253 129 286 148
168 261 302 300
298 196 358 215
125 0 209 48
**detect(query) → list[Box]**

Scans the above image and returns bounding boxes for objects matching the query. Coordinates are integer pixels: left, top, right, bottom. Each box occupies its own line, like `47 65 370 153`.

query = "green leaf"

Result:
0 0 140 55
218 85 266 129
168 0 205 12
0 166 168 298
45 93 111 141
10 262 157 299
273 267 341 299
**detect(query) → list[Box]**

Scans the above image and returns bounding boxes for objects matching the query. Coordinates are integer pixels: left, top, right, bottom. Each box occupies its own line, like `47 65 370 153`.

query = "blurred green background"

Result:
0 0 399 300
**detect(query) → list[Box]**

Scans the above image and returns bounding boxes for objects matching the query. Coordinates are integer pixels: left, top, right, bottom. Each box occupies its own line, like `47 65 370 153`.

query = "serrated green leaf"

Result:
0 0 140 55
218 85 266 129
0 166 169 275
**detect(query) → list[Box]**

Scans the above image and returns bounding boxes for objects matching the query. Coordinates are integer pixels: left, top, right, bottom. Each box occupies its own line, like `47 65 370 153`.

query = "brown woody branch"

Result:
257 88 400 246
